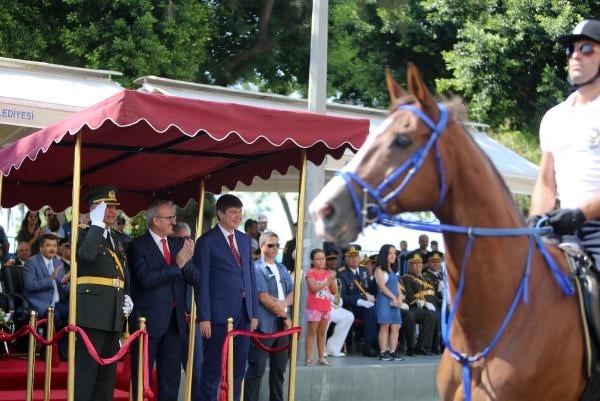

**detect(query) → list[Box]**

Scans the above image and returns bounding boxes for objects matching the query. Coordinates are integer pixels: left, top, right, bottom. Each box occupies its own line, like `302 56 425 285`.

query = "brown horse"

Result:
309 64 586 401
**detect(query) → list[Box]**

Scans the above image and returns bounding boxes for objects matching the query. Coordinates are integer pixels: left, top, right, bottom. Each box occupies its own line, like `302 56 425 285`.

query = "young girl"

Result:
374 244 403 361
305 248 337 366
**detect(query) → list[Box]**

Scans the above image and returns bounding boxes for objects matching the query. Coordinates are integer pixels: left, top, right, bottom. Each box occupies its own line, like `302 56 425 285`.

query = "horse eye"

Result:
393 133 412 149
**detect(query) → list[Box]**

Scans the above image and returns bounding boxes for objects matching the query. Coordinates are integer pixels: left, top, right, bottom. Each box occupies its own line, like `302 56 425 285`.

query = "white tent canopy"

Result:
135 75 539 195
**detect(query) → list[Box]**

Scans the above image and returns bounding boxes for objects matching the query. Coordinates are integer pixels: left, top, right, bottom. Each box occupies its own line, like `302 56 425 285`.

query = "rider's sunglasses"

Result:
266 243 280 248
565 42 599 57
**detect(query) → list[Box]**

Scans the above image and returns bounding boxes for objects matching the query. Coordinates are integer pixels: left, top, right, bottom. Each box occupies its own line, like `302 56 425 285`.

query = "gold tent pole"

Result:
136 318 146 401
288 149 308 401
26 311 38 401
44 307 55 401
67 132 82 401
183 180 205 401
227 317 234 401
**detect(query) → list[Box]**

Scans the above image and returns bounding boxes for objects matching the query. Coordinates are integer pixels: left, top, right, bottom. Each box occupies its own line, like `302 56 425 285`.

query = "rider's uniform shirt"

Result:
540 92 600 208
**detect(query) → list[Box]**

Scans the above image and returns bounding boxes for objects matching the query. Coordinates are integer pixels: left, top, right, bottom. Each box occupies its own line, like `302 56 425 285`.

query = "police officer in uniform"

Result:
337 244 379 357
423 252 444 309
75 186 133 401
401 253 440 355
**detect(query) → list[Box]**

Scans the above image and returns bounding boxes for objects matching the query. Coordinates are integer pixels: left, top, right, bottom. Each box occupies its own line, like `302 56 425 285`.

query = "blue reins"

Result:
337 103 574 401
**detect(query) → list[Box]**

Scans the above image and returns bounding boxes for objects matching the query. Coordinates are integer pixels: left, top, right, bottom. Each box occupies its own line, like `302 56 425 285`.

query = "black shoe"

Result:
406 348 415 357
378 351 393 361
415 346 435 356
390 351 404 361
362 343 379 357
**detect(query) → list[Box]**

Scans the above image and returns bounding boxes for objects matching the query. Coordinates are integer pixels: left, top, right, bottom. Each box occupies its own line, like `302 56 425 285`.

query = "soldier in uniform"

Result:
401 253 440 355
423 252 444 309
75 186 133 401
337 244 379 357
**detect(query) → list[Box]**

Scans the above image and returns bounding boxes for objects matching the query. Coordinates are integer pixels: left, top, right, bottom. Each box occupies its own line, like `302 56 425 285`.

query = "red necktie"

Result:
161 238 172 265
228 233 242 267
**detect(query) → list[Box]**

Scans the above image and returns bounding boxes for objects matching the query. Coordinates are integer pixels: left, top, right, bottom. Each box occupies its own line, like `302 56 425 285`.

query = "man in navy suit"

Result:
128 200 198 401
194 194 258 401
22 233 70 359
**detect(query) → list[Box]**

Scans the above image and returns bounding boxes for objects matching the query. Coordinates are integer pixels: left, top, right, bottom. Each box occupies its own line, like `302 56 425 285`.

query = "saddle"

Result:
559 243 600 401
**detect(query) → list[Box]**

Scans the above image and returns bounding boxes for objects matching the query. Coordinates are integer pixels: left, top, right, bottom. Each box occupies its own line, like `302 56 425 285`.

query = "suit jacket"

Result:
22 253 68 315
193 225 258 325
76 225 128 332
128 231 199 336
337 265 375 309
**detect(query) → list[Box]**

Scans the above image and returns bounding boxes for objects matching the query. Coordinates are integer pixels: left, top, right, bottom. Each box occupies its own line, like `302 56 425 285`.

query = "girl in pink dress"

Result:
305 248 337 366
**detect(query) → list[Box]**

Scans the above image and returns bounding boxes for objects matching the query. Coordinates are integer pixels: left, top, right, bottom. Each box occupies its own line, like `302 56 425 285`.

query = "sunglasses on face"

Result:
565 43 599 57
266 243 280 248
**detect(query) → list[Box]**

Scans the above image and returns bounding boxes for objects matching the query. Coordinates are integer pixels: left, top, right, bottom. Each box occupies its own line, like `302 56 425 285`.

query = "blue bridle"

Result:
335 102 575 401
339 103 449 230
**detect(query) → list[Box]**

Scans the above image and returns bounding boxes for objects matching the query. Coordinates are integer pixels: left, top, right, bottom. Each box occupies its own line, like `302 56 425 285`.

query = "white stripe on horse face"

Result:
343 115 395 174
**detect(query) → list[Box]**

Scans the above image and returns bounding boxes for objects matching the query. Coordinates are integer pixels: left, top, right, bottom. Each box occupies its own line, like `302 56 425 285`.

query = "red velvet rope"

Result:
0 324 154 401
219 326 301 401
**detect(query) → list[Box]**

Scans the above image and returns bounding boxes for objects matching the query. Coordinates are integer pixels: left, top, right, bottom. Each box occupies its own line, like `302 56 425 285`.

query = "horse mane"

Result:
389 94 525 223
444 96 526 223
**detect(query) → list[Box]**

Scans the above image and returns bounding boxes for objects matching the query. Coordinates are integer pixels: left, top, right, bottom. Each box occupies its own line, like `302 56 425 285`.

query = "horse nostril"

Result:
319 203 334 220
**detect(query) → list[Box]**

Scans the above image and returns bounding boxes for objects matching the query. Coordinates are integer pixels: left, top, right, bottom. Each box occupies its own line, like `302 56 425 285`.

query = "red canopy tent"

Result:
0 89 369 214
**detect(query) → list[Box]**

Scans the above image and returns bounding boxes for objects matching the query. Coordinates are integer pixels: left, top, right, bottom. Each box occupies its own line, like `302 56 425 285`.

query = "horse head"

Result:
310 63 452 243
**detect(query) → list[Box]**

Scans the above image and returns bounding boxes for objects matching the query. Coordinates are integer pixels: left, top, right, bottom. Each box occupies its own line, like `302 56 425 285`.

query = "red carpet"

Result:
0 357 129 400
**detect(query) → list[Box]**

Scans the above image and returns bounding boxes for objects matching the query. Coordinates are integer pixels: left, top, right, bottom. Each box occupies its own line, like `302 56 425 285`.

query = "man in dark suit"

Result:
128 200 197 401
336 244 379 357
5 241 32 266
75 186 133 401
194 194 258 401
22 233 70 358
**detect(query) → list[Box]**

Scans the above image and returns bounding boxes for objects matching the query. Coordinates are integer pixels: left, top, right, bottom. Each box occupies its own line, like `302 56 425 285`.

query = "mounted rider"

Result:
529 20 600 270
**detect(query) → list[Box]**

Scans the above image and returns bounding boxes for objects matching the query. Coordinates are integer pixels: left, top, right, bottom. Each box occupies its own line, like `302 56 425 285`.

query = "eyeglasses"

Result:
266 243 280 248
156 215 177 221
565 43 600 57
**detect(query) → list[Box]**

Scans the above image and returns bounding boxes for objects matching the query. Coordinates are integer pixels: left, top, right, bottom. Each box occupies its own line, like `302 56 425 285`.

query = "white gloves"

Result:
416 299 425 309
90 202 107 228
424 301 436 311
357 299 375 309
400 303 409 311
122 295 134 317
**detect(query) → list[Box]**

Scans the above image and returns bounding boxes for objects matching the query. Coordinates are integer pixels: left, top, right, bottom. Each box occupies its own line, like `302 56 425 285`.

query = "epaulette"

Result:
78 223 90 229
337 267 346 273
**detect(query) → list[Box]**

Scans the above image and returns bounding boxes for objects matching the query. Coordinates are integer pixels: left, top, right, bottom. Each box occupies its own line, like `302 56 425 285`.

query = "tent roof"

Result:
0 89 369 214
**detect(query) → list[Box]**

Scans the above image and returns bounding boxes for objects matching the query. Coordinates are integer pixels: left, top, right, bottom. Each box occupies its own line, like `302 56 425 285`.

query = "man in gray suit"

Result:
22 233 70 358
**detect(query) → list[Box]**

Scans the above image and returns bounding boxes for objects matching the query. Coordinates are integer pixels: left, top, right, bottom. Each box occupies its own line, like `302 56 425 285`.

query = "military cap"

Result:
429 252 443 262
83 185 120 206
407 253 423 264
342 244 361 256
360 255 371 266
325 249 340 260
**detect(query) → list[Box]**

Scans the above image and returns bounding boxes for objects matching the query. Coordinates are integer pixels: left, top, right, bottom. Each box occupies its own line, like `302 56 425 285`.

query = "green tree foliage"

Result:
0 0 215 87
2 1 599 159
432 1 600 138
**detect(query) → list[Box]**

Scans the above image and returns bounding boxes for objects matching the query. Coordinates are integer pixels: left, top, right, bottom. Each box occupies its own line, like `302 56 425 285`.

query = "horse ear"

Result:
385 68 407 103
406 63 439 120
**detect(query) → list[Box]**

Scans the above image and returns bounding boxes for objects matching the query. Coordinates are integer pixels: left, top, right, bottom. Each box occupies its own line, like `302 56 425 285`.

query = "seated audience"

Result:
337 244 379 357
324 249 354 357
16 210 43 255
22 234 70 359
402 253 440 355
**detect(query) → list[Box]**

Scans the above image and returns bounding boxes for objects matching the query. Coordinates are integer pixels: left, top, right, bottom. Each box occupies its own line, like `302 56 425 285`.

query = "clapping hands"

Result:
176 238 195 268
